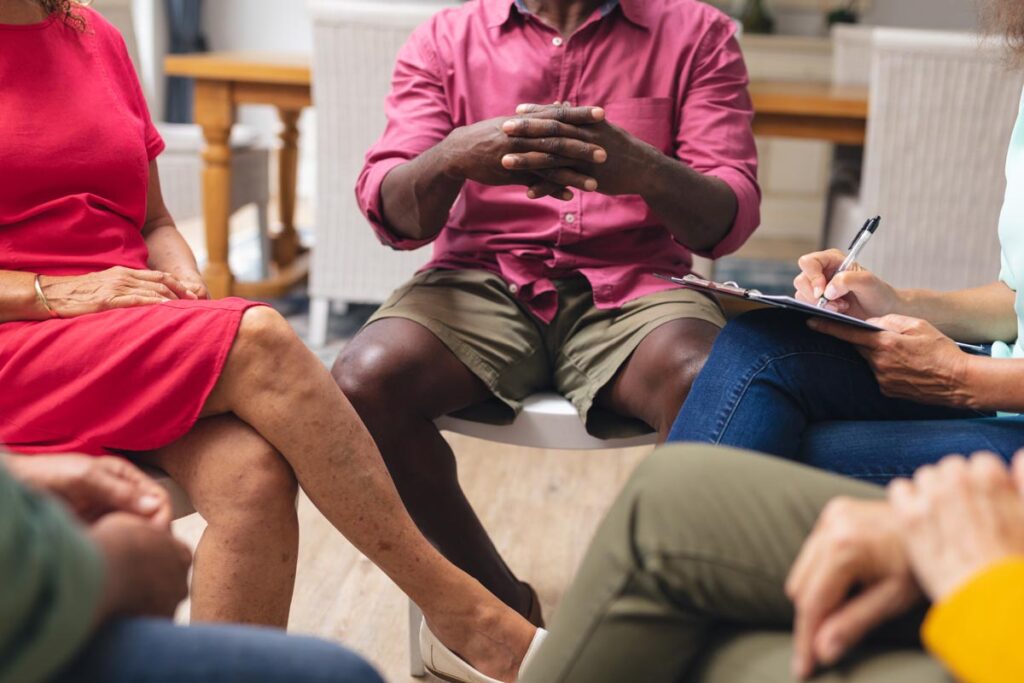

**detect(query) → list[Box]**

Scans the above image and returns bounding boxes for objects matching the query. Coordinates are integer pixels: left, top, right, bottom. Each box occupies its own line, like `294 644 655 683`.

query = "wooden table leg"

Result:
195 80 236 299
273 107 302 267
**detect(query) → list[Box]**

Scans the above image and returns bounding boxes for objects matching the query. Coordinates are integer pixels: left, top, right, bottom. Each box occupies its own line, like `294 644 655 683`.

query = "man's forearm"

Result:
640 151 738 253
899 282 1017 343
380 139 466 242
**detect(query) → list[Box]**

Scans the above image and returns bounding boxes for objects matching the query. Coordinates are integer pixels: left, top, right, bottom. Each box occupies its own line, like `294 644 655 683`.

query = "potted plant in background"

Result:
827 0 860 26
740 0 775 34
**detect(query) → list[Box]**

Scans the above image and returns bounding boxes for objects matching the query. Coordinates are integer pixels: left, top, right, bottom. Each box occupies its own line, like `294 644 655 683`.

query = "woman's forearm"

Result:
899 282 1018 343
963 355 1024 412
0 270 50 323
143 222 200 277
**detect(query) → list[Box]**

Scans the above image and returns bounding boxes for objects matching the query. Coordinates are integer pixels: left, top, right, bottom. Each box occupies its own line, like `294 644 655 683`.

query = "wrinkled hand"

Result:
6 454 172 528
442 106 607 199
807 315 973 407
90 513 192 622
794 249 901 319
39 266 196 318
170 268 209 300
503 103 658 198
889 452 1024 601
786 498 921 680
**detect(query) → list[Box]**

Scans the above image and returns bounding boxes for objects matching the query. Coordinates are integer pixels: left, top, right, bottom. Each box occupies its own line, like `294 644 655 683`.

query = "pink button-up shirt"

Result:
357 0 760 323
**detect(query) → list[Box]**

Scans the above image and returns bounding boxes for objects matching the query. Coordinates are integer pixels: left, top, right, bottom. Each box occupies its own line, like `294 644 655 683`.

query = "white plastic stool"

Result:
408 392 658 676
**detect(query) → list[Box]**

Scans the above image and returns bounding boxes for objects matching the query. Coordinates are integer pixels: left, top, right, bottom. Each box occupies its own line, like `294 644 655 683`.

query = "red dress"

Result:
0 9 260 455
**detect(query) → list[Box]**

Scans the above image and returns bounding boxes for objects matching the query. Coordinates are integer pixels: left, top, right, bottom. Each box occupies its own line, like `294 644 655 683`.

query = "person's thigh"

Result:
52 618 383 683
692 630 951 683
801 416 1024 484
521 445 887 683
669 310 985 458
335 268 548 423
556 286 725 439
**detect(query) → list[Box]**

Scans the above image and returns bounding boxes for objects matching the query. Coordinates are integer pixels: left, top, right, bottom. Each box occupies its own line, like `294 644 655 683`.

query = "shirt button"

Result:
565 213 576 223
509 283 519 295
552 36 564 47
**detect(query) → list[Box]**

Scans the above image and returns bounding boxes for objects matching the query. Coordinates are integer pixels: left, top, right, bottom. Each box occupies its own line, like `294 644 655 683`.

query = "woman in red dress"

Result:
0 2 540 680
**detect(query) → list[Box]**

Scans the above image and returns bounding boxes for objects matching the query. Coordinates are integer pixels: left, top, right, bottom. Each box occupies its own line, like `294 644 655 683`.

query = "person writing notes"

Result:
667 83 1024 482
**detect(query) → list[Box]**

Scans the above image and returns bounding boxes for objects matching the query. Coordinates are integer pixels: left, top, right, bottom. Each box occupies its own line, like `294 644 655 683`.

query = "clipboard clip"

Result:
679 274 763 298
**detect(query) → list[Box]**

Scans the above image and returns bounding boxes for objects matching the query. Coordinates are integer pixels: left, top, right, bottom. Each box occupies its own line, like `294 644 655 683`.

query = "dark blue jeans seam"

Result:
713 350 866 446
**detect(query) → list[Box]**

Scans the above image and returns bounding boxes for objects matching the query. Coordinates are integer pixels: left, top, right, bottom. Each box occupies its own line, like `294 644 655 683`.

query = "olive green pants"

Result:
520 446 954 683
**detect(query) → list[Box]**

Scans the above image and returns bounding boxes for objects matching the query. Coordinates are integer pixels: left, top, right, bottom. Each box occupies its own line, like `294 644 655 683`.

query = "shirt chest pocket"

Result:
602 97 675 154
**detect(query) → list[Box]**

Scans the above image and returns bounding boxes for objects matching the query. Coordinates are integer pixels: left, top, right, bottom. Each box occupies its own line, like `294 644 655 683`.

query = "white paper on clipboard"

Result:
656 274 989 355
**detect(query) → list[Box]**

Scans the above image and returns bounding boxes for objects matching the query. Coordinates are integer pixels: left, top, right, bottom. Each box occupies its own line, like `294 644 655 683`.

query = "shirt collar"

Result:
484 0 650 30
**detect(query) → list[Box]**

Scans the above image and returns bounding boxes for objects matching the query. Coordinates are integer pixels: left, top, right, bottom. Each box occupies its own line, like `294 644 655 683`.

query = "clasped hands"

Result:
443 102 656 200
5 452 191 619
788 451 1024 679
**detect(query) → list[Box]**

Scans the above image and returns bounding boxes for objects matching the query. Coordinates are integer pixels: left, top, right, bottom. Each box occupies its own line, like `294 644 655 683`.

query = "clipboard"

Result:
656 274 989 356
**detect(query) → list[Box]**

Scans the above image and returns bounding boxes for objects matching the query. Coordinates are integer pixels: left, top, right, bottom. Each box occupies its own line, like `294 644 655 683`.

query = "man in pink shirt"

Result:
334 0 760 623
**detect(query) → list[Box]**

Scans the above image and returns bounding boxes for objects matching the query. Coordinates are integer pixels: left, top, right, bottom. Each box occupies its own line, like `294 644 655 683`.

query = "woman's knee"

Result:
225 445 298 519
192 429 298 527
234 307 303 366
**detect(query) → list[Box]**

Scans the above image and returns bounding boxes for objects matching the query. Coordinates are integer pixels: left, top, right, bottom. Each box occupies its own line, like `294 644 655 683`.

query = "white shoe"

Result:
419 620 549 683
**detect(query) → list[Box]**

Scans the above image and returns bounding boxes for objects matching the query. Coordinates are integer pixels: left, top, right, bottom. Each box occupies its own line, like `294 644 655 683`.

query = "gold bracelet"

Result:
33 274 59 319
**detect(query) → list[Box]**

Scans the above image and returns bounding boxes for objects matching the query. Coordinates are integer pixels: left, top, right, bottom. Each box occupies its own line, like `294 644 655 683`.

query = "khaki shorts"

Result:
366 269 725 438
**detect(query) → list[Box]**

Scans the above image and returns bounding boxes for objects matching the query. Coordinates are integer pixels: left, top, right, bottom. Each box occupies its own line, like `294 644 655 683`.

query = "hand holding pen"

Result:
817 216 882 308
793 217 903 321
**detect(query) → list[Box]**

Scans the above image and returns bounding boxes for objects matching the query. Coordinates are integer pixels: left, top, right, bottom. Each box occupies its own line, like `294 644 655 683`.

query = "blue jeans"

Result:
669 309 1024 483
51 619 383 683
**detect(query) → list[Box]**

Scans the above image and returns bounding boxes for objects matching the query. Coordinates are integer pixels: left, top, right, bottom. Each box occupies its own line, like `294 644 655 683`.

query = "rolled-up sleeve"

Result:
356 23 455 250
676 15 761 259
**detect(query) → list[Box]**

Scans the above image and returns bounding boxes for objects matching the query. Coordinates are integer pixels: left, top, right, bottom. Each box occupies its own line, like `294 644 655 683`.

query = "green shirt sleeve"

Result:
0 464 105 683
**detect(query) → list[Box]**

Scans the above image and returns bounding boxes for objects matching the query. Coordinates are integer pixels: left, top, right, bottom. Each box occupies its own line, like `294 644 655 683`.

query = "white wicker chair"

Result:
92 0 273 278
826 28 1024 291
308 0 457 346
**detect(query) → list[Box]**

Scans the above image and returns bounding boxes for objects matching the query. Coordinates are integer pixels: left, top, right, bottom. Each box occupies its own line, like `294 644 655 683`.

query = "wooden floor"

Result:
172 433 651 682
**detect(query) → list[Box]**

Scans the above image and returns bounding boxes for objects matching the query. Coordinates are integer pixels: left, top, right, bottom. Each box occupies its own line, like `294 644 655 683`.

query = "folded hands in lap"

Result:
6 452 173 527
6 452 191 620
38 265 208 318
788 451 1024 680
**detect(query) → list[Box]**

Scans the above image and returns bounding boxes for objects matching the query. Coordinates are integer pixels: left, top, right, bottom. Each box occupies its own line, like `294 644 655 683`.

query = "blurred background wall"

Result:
130 0 984 203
